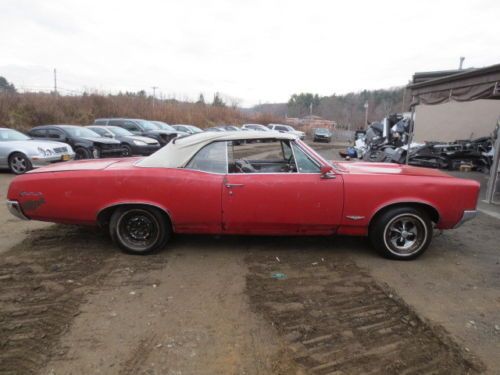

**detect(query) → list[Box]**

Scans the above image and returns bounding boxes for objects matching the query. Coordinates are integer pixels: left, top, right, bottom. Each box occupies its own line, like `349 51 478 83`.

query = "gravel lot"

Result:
0 144 499 374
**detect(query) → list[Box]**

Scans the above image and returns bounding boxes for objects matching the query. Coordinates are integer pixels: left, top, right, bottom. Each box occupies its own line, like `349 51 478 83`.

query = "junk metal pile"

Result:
341 113 496 172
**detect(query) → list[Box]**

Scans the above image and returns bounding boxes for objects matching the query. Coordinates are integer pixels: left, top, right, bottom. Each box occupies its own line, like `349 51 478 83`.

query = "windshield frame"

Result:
137 120 160 131
62 126 102 138
107 126 133 136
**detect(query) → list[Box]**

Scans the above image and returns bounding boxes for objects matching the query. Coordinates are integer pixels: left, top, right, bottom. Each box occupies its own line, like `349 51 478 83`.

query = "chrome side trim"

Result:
346 215 365 220
6 200 30 221
453 210 478 229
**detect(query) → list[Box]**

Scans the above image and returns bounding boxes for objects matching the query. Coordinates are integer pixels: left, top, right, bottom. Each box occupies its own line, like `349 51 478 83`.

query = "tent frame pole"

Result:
484 121 500 204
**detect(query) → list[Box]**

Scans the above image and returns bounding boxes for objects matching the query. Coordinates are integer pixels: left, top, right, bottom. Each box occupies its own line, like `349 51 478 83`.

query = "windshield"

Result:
316 128 329 134
154 121 176 131
64 127 101 138
108 127 133 136
187 126 203 133
0 129 31 141
137 120 160 131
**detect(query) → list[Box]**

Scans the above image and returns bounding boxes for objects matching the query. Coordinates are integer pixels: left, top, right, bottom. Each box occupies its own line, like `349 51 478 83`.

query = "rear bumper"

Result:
6 200 29 220
453 210 478 229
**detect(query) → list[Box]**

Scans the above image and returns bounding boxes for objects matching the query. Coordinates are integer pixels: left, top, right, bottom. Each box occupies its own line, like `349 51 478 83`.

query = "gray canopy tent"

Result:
406 63 500 204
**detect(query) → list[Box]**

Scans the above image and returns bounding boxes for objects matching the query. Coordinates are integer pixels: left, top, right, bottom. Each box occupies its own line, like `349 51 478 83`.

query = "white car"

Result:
0 128 75 174
268 124 306 140
241 124 272 132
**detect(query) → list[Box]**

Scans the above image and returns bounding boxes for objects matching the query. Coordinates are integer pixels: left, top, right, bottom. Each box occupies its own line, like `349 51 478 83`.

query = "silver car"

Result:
0 127 75 174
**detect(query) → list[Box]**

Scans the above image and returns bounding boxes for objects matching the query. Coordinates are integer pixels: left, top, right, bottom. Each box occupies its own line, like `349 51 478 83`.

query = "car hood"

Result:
336 162 452 178
3 140 71 149
130 135 159 144
27 157 143 173
148 130 175 135
80 136 121 144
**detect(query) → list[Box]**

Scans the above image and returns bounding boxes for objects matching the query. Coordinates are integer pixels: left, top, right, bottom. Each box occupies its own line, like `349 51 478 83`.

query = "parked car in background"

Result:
87 126 161 156
29 125 123 160
7 131 480 260
268 124 306 139
172 124 203 134
0 128 75 174
151 121 189 137
241 124 272 132
221 125 240 131
94 118 176 146
313 128 332 143
205 127 225 132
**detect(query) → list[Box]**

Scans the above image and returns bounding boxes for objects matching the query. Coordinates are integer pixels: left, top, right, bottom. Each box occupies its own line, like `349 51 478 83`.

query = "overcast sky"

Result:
1 0 499 106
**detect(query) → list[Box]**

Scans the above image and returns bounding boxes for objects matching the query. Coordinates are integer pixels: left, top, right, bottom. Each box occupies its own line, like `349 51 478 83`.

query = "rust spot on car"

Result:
21 197 46 211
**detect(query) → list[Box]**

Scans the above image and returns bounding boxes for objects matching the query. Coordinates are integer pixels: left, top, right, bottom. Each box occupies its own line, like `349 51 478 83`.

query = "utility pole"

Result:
53 68 58 94
151 86 158 110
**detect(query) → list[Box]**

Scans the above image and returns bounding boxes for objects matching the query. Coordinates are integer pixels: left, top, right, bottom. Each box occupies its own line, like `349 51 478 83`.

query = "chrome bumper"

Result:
453 210 478 229
6 200 29 220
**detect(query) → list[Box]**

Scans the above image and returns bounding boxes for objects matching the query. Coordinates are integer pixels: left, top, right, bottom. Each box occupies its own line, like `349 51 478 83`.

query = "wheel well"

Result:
97 203 172 228
369 202 440 229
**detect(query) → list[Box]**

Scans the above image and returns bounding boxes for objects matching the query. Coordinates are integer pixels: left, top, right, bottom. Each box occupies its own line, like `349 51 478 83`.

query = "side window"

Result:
291 143 320 173
30 129 47 138
185 141 227 173
275 126 287 132
47 129 65 139
122 121 140 132
228 140 295 173
94 119 107 125
108 119 124 126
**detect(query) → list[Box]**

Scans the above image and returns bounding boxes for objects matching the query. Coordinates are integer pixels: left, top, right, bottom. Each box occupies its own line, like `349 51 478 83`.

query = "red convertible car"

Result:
7 131 479 260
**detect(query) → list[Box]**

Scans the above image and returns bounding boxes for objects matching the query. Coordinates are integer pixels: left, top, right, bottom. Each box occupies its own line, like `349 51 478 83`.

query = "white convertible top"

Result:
137 130 297 168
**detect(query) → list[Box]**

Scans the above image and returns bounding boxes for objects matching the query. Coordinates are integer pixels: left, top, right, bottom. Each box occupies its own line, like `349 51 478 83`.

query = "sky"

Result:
1 0 499 106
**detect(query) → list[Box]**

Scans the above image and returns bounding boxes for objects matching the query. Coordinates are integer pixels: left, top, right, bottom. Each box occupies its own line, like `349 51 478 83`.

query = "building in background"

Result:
414 99 500 142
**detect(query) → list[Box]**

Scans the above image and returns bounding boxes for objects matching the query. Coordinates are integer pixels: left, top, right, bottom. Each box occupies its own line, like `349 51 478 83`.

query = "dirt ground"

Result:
0 146 499 374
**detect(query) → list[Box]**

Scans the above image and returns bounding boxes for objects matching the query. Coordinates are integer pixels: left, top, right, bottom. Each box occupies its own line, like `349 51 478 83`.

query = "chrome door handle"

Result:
225 183 245 188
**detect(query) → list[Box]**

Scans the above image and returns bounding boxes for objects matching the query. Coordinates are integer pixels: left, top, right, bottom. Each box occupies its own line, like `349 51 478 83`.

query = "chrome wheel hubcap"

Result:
384 214 427 256
11 156 27 173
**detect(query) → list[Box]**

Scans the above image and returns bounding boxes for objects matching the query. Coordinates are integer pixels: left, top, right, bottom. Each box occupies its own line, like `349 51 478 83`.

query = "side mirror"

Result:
320 165 335 179
103 133 113 138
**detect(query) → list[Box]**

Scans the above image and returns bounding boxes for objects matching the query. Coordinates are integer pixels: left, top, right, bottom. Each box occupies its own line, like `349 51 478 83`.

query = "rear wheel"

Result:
109 206 170 255
9 152 32 174
369 207 432 260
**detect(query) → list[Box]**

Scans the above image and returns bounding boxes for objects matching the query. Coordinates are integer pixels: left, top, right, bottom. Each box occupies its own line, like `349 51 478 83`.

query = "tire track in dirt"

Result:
246 250 485 375
0 225 168 375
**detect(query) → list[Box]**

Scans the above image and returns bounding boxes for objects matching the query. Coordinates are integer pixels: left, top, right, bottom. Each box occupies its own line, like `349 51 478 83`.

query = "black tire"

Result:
122 144 133 157
369 207 433 260
109 206 170 255
75 147 91 160
9 152 32 174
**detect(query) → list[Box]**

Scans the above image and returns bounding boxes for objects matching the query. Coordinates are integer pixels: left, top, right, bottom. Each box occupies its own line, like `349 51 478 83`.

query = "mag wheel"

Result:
122 144 133 157
110 206 170 255
75 147 91 160
9 152 32 174
369 207 432 260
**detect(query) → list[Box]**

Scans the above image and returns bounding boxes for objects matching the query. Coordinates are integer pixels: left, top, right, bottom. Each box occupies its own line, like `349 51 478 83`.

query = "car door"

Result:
222 139 343 235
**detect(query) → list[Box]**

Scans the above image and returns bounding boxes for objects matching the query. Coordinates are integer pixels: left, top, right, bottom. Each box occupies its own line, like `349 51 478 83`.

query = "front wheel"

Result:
75 147 91 160
122 144 133 157
109 206 171 255
9 152 32 174
369 207 433 260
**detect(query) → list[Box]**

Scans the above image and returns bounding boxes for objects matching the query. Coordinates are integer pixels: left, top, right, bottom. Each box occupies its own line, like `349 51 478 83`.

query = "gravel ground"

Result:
0 145 499 374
